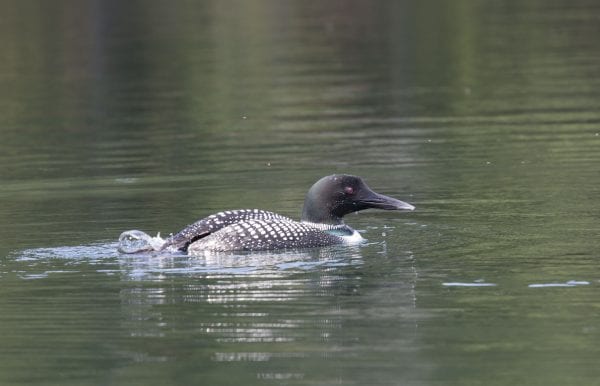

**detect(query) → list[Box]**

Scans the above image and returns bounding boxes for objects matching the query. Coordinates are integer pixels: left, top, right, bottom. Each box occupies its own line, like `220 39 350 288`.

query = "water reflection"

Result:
117 245 363 279
117 246 364 346
110 242 421 383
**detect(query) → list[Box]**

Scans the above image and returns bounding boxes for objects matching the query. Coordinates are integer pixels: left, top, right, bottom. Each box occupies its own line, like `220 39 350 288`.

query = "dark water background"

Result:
1 1 599 385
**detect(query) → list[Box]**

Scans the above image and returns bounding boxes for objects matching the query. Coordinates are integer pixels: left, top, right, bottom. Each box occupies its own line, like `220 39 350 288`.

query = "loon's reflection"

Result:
117 245 365 340
116 242 420 383
117 245 363 280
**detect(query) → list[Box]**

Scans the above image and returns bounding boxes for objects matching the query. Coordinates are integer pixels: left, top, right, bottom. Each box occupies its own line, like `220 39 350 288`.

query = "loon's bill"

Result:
118 174 414 254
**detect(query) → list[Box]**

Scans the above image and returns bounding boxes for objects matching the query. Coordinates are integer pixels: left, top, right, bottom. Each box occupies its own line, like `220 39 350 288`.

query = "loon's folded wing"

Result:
160 209 293 251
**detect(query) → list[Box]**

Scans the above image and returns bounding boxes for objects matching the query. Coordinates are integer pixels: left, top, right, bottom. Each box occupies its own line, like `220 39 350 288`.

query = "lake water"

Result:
1 1 599 385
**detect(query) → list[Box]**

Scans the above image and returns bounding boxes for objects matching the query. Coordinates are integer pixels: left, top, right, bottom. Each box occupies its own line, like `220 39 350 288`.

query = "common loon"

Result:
118 174 414 254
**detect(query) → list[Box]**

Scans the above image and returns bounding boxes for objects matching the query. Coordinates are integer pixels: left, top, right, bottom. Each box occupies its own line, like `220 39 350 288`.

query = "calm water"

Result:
1 1 599 385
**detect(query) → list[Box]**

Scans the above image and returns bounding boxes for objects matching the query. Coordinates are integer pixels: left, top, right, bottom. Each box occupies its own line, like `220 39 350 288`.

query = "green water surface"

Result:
1 1 599 385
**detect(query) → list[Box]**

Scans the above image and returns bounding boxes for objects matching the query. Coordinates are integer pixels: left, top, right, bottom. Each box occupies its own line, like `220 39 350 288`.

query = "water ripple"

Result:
11 242 364 281
528 280 590 288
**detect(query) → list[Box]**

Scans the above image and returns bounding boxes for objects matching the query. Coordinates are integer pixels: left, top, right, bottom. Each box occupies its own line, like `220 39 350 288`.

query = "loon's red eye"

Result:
344 186 354 195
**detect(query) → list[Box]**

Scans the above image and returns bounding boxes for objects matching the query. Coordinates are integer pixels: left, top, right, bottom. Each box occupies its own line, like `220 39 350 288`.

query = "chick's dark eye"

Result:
344 186 354 195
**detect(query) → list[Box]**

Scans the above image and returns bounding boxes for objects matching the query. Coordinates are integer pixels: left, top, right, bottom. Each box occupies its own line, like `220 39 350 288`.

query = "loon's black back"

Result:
186 217 344 253
161 209 291 251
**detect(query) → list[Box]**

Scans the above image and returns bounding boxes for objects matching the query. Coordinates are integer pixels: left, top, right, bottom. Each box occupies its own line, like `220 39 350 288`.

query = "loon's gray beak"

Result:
359 191 415 211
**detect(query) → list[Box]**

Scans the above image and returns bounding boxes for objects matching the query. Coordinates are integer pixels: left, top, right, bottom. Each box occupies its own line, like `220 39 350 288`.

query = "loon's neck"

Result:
301 206 343 226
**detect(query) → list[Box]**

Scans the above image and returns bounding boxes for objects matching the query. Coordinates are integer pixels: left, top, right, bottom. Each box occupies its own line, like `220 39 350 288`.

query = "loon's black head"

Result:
301 174 415 225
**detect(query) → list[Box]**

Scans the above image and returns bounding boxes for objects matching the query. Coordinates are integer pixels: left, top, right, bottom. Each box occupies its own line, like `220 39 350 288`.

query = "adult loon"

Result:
118 174 414 254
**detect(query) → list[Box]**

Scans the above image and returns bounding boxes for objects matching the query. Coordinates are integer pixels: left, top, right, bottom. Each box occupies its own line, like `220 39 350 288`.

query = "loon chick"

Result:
147 174 414 254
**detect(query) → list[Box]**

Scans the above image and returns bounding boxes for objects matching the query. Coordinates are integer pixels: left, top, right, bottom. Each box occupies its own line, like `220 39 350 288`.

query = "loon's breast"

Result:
186 216 358 254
